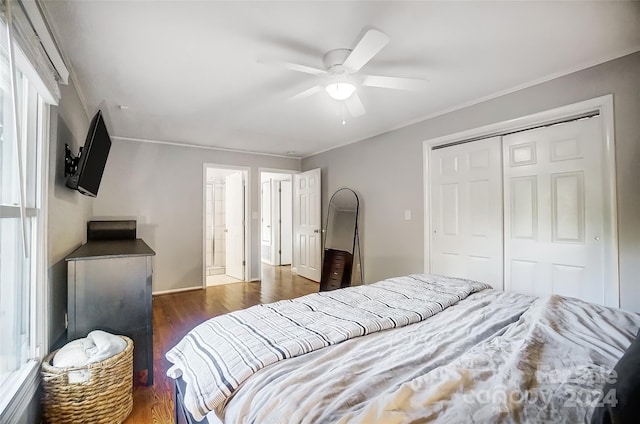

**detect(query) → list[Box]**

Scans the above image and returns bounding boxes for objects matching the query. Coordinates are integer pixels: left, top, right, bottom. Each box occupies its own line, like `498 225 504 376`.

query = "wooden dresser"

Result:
65 221 155 385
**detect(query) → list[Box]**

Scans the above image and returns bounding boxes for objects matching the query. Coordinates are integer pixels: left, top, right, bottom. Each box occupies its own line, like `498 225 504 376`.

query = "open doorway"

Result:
260 170 294 282
203 165 250 287
261 172 293 266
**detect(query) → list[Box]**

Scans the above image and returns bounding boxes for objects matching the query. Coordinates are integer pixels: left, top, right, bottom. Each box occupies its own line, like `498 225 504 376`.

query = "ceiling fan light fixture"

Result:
325 82 356 101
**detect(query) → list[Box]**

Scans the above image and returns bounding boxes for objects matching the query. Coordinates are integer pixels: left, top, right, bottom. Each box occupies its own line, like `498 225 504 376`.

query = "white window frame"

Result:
0 31 52 424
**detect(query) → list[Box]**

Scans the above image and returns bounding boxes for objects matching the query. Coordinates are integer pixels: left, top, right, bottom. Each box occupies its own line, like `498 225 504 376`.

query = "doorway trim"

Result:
422 94 618 306
258 167 298 283
202 163 251 288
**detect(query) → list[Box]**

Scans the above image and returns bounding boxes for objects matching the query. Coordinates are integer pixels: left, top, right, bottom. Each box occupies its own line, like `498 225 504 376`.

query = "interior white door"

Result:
205 183 214 270
280 180 293 265
261 180 272 263
225 172 244 280
271 180 282 265
430 136 504 288
503 116 606 305
271 180 280 265
293 169 321 281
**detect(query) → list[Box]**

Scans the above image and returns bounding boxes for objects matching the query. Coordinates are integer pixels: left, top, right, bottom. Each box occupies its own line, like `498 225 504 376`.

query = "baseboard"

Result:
152 286 202 296
250 278 260 282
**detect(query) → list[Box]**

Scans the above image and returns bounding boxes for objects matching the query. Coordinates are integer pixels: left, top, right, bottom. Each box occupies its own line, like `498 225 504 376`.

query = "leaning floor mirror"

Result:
320 188 363 291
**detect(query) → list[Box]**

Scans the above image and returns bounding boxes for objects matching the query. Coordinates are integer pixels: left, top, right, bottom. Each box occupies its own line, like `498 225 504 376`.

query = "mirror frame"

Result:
324 188 359 254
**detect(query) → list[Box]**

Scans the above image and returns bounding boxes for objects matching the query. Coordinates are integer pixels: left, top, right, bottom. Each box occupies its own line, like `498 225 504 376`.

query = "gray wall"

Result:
303 51 640 313
47 81 93 348
93 141 300 292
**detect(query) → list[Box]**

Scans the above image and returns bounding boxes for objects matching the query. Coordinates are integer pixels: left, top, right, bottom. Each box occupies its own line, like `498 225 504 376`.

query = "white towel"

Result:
52 339 91 383
53 339 89 368
84 330 127 364
50 331 127 384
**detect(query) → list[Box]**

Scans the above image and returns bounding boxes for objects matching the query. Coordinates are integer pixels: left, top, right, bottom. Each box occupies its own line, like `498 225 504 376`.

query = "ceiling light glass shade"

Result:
325 82 356 100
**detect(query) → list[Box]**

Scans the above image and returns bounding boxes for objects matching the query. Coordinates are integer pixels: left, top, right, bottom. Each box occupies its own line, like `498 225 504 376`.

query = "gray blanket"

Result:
166 274 490 420
220 291 640 423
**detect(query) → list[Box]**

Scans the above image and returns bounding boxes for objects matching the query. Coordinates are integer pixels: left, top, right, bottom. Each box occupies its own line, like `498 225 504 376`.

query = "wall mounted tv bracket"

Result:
64 144 82 177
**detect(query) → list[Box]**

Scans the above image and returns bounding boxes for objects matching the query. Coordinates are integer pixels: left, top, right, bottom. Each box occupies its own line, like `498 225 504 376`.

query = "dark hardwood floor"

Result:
124 265 319 423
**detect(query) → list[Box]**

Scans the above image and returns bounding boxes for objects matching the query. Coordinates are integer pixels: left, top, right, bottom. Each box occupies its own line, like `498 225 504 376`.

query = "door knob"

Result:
314 229 319 233
594 236 600 241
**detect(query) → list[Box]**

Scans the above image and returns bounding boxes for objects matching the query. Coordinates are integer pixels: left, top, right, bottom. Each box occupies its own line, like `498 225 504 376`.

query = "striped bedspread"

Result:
165 274 490 421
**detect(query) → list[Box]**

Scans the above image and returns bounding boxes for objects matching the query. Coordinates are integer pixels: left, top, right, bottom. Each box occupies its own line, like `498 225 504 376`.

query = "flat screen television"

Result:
65 110 112 197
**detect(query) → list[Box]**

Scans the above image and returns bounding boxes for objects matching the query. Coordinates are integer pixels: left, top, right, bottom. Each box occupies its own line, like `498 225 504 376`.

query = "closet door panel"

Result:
430 136 503 289
503 116 605 305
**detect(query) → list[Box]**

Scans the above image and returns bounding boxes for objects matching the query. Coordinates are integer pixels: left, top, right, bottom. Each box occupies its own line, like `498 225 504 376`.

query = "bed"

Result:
166 274 640 423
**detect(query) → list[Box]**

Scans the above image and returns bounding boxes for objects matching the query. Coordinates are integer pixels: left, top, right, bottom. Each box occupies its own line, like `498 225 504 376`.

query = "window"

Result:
0 15 50 415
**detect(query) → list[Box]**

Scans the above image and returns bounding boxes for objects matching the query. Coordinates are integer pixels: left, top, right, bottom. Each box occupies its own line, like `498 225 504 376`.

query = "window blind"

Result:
0 0 68 103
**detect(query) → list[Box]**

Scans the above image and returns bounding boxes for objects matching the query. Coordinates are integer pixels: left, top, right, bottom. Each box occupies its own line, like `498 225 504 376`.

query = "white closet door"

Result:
430 136 503 288
503 116 605 305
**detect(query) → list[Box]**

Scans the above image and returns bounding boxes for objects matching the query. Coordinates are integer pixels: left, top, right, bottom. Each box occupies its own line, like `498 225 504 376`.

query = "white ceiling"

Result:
43 1 640 158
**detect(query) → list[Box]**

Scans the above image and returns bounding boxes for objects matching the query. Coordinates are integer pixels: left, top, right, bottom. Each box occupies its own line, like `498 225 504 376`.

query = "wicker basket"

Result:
41 336 134 424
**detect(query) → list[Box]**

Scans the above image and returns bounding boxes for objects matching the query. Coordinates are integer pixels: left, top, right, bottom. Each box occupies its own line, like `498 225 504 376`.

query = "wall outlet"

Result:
404 210 412 221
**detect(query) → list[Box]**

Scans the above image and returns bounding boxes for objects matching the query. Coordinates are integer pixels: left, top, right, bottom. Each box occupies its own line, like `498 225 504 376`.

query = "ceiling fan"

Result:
266 29 428 118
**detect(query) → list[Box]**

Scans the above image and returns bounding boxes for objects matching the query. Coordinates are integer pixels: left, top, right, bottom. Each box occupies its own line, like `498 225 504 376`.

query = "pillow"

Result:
590 328 640 424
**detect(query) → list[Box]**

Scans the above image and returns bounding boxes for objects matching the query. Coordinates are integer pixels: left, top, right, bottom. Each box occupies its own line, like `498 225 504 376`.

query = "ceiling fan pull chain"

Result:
342 103 347 125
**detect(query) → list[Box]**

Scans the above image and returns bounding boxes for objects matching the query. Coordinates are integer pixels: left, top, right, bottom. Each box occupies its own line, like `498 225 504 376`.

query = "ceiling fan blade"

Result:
343 29 390 73
260 59 326 75
288 85 323 101
362 75 428 91
345 93 366 117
